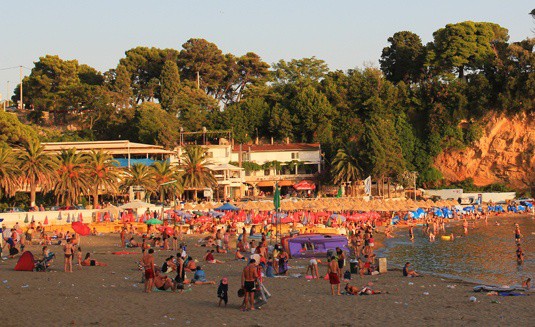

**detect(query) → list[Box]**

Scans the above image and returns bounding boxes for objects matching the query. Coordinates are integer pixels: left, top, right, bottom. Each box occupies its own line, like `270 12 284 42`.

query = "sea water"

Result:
379 215 534 286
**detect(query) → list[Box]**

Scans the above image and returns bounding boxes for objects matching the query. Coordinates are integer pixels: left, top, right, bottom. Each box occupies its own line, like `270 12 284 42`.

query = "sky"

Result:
1 0 534 101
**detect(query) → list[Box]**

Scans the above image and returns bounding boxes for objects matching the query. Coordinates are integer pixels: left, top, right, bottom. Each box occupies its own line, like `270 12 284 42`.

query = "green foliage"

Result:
132 102 180 149
380 31 426 83
463 122 483 145
160 60 181 114
432 21 509 78
0 111 39 147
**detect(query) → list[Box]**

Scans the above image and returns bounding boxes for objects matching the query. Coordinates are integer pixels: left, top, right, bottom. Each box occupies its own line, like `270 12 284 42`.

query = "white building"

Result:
230 143 322 196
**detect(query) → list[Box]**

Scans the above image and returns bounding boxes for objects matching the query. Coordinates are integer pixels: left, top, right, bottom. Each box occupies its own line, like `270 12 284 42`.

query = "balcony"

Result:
244 174 314 183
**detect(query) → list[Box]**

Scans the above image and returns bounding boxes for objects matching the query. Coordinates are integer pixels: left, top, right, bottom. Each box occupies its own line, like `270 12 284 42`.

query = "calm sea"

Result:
379 215 534 286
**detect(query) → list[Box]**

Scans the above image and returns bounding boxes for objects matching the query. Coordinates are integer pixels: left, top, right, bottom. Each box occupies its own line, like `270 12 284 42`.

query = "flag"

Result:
364 176 372 196
273 184 281 211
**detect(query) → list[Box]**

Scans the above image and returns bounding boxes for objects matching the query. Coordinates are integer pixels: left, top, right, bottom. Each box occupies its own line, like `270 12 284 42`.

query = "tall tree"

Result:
432 21 509 78
380 31 426 83
151 161 183 203
180 146 217 197
272 57 329 87
132 102 180 149
53 149 90 206
119 47 179 103
160 60 181 114
291 86 334 143
178 38 226 93
331 142 362 185
18 139 57 207
86 150 120 207
0 146 20 198
121 163 156 200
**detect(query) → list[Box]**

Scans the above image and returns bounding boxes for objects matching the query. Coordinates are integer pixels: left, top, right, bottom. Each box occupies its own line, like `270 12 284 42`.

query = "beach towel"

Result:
15 251 35 271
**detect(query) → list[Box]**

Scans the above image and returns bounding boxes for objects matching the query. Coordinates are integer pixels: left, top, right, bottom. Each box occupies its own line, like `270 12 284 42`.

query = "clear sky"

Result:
1 0 533 101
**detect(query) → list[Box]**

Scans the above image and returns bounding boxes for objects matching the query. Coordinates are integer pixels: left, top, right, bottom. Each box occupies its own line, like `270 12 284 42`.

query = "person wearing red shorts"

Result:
328 256 341 295
142 248 155 293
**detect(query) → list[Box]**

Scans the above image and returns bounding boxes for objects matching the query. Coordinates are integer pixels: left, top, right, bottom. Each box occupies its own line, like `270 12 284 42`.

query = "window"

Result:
291 152 299 159
243 153 250 161
264 169 270 176
206 151 213 158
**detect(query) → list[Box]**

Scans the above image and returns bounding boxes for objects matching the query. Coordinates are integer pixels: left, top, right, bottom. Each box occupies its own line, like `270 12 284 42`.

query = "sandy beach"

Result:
0 232 533 327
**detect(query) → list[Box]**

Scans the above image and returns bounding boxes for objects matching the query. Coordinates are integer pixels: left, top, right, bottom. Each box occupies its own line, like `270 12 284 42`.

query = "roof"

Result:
232 143 320 153
42 140 175 155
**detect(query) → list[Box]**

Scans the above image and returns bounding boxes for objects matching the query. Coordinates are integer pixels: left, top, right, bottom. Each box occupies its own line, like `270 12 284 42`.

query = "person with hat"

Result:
217 277 229 307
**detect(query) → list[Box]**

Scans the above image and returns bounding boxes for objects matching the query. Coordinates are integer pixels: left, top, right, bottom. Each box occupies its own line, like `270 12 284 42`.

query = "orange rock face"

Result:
434 113 535 189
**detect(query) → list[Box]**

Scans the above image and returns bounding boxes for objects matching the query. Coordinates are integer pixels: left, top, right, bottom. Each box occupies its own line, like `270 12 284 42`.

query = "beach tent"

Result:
14 251 35 271
284 234 349 258
215 203 239 211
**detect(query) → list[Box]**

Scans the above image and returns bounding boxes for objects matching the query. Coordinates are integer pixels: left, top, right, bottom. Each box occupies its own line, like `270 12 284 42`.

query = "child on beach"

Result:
77 247 83 270
217 277 229 307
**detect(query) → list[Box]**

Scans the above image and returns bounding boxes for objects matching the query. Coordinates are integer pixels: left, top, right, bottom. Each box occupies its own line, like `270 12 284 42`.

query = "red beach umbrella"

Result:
71 221 91 236
43 216 49 225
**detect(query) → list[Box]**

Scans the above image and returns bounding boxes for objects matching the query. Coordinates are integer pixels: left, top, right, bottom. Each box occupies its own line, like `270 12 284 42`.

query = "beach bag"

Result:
344 270 351 280
237 288 245 298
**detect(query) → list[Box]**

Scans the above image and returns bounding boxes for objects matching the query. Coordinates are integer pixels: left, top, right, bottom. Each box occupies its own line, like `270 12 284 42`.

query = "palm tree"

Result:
151 161 183 203
18 139 57 207
0 146 20 198
86 150 120 207
53 148 90 207
331 142 362 195
180 145 217 199
121 163 156 200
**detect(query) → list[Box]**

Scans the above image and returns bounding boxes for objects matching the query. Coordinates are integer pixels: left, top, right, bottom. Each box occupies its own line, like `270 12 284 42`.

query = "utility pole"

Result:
5 81 9 111
19 66 23 110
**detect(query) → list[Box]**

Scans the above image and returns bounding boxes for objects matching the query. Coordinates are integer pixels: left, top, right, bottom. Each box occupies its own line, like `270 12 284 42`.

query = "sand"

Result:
0 233 533 327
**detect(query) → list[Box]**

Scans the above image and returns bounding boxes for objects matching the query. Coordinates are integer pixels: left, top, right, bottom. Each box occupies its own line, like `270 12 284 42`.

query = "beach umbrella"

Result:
71 221 91 236
57 212 62 220
24 213 29 223
215 203 240 211
145 218 163 225
43 216 49 225
274 184 281 211
66 213 71 223
79 213 83 223
31 215 35 222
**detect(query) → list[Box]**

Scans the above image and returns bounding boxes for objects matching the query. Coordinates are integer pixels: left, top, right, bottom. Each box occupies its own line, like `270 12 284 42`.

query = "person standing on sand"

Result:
63 238 74 272
241 259 259 311
142 249 155 293
328 256 341 295
463 219 469 235
408 225 414 241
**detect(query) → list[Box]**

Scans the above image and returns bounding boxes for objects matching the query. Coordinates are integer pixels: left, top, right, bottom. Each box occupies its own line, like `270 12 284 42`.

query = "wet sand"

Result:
0 233 533 326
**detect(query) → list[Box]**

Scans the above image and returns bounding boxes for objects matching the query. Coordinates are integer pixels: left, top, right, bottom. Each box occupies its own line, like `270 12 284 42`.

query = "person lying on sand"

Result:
403 262 420 277
81 253 108 266
191 266 215 285
204 250 224 264
184 256 197 272
522 278 531 290
235 249 245 260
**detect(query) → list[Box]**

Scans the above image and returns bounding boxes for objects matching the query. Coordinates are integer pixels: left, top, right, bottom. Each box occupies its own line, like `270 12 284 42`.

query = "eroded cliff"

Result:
435 113 535 189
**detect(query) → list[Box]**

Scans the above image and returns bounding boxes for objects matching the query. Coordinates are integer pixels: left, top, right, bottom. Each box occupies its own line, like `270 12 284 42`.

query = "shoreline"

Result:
373 214 533 288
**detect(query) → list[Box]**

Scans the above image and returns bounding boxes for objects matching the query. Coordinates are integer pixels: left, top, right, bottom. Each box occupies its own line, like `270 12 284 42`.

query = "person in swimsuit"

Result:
153 268 176 292
516 244 524 265
328 256 341 295
514 224 522 243
403 262 420 277
81 253 108 266
63 239 74 272
336 247 345 278
241 259 259 311
142 249 155 293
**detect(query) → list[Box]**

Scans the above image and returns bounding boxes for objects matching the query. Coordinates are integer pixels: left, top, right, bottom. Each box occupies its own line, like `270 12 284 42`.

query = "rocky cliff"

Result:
434 113 535 189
